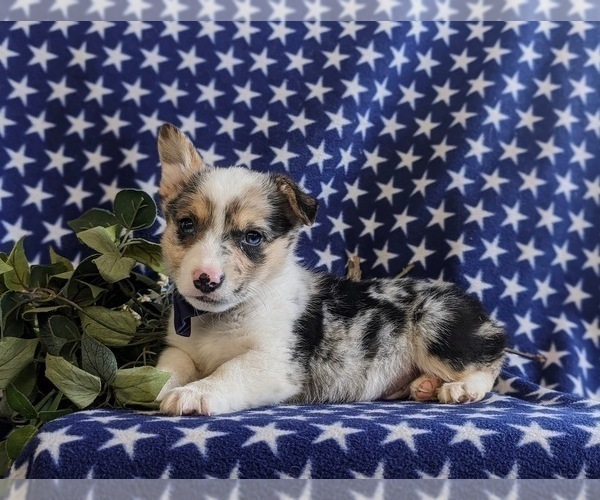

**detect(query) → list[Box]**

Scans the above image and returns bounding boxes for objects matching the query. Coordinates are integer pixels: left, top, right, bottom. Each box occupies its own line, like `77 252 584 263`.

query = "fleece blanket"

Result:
8 378 600 479
2 21 600 477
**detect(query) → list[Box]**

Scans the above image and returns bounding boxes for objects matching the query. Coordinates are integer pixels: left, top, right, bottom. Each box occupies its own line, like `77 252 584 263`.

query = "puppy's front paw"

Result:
155 374 181 402
159 383 230 416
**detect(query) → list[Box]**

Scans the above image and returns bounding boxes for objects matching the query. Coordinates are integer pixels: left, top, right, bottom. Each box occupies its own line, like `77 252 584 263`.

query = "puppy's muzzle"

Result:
193 273 225 294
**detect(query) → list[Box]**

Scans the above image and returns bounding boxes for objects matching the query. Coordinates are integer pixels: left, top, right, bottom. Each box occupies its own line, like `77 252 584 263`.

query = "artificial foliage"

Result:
0 190 171 475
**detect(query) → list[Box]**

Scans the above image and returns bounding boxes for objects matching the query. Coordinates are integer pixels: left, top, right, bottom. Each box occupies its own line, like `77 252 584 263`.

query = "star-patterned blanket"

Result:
8 377 600 479
2 21 600 478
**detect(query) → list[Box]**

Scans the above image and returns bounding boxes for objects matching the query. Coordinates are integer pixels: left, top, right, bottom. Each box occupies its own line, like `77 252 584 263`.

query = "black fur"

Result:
270 174 318 227
266 189 299 238
292 280 328 367
239 239 266 265
292 275 506 388
292 275 411 363
423 290 506 370
361 313 383 359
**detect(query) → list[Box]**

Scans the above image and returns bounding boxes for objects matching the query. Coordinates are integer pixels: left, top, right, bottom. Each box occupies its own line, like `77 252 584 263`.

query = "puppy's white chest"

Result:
169 315 253 377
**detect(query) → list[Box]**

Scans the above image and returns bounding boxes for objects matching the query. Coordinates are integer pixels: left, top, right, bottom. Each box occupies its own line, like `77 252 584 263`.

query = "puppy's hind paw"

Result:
410 375 443 401
437 371 494 404
437 382 484 404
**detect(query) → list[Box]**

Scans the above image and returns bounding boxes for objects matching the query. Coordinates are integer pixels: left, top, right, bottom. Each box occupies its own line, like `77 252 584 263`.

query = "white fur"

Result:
437 372 495 404
157 256 311 415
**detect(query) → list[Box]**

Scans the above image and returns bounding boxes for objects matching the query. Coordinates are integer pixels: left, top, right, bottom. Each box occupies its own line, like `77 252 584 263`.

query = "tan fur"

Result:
257 238 293 280
161 230 188 276
186 195 215 234
157 123 205 201
225 191 271 232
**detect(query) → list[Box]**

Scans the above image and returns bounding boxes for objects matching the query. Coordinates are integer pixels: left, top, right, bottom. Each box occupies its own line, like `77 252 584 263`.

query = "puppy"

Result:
155 124 506 416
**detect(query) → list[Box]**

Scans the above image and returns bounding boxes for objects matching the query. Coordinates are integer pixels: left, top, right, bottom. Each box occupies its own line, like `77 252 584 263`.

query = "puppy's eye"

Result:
178 218 195 236
243 231 263 246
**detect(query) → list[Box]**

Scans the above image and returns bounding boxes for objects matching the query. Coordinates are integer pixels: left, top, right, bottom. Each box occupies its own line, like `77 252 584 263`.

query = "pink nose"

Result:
192 268 225 294
193 268 222 283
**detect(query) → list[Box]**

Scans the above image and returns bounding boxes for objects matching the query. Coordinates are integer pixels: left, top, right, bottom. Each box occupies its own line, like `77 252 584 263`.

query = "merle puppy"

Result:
154 124 506 416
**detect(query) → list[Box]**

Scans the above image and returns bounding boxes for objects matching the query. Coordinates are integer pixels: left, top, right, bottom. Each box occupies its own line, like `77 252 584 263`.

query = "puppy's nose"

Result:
193 270 225 294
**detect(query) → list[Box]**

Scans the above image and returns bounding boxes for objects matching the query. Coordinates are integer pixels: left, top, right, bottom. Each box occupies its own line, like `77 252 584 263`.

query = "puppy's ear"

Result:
273 174 318 226
157 124 205 198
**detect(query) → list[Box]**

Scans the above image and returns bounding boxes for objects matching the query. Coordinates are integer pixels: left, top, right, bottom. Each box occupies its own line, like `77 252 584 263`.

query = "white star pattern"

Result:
242 422 294 455
33 426 83 465
510 422 564 456
445 422 497 453
98 425 158 458
172 424 228 455
379 422 430 451
312 421 363 451
3 19 600 480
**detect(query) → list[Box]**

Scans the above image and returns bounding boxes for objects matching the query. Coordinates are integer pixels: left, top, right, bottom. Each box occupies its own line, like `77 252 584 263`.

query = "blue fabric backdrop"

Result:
2 21 600 478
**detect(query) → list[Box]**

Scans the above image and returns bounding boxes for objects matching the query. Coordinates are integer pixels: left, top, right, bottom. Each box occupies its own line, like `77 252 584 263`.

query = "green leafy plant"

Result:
0 190 171 475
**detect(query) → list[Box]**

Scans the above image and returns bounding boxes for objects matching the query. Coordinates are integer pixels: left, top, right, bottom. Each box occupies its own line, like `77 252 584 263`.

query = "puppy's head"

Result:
157 124 317 313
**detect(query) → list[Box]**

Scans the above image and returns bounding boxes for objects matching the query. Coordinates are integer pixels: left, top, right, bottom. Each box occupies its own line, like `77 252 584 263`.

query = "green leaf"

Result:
0 259 12 274
6 425 37 460
130 271 162 293
6 384 37 420
0 396 12 420
35 390 64 414
64 276 106 307
61 279 106 310
82 281 105 300
0 291 28 337
0 441 9 477
45 355 102 409
51 271 74 281
40 316 79 356
11 362 37 397
93 253 136 283
111 366 171 406
34 390 56 413
38 408 72 424
79 306 137 346
77 226 120 255
48 391 63 412
49 247 74 271
62 257 107 306
50 315 80 341
113 189 157 230
68 208 120 234
81 333 118 383
74 228 132 284
30 263 69 288
123 240 165 274
0 253 9 294
0 338 38 390
4 238 30 291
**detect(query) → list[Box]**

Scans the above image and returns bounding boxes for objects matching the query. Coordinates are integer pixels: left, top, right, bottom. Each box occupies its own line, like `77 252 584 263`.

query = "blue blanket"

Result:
2 21 600 478
9 373 600 479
